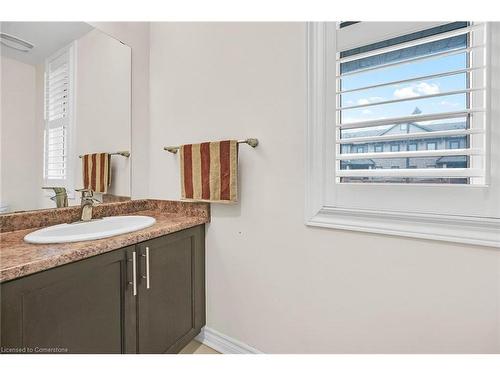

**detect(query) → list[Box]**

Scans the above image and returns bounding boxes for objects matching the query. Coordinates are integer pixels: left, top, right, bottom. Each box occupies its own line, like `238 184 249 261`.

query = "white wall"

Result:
75 29 131 198
149 22 500 353
89 22 150 199
0 56 41 212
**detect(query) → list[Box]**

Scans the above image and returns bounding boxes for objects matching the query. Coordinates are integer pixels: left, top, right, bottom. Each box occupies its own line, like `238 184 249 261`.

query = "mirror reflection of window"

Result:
43 44 75 195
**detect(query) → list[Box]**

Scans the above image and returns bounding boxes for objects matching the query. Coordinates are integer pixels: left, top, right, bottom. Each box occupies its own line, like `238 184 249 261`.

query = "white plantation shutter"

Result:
306 22 499 245
44 44 75 187
335 22 488 185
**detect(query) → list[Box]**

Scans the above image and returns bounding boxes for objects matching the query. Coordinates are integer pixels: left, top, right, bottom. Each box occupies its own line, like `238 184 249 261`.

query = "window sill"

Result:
306 206 500 248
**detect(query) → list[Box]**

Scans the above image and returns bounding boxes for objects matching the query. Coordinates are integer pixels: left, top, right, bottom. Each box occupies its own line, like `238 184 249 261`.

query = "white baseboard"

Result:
195 327 262 354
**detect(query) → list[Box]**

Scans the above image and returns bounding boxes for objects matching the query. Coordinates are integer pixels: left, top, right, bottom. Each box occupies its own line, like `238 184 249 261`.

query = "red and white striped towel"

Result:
180 140 238 203
82 153 111 193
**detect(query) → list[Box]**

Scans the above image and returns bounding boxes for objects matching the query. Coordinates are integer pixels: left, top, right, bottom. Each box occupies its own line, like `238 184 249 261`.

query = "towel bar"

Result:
78 151 130 158
163 138 259 154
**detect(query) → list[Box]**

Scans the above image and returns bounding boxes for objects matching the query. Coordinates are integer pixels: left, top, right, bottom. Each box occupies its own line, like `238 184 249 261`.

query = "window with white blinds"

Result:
336 22 488 185
43 44 74 186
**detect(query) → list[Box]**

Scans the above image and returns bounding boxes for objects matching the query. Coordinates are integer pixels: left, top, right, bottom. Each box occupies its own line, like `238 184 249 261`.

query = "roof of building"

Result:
342 107 467 141
436 156 467 163
343 159 376 165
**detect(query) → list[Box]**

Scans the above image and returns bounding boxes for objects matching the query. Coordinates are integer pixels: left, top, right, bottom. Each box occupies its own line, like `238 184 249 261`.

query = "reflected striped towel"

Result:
180 140 238 203
82 153 111 193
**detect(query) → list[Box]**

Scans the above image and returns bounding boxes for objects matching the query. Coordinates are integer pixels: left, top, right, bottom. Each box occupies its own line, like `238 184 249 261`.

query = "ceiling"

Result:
0 22 94 65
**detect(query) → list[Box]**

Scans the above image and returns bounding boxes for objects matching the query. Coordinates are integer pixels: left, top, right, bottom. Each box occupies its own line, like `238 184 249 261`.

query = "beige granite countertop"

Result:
0 200 209 283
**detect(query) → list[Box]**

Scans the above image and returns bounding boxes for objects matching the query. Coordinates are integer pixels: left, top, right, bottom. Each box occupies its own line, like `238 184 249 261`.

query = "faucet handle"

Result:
76 188 94 198
91 196 102 204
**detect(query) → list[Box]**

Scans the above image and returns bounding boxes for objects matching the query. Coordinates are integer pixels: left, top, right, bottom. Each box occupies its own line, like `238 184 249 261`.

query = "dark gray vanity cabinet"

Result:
0 225 205 354
136 227 206 353
0 246 136 354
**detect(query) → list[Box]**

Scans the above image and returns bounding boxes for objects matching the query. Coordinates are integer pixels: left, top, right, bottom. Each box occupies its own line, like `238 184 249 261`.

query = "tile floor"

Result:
179 340 220 354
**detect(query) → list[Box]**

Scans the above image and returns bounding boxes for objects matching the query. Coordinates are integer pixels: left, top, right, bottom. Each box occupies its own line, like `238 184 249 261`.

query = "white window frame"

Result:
43 42 77 198
305 22 500 247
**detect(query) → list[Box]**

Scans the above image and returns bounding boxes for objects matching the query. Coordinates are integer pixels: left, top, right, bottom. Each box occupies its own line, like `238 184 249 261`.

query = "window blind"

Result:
336 22 488 184
44 47 72 181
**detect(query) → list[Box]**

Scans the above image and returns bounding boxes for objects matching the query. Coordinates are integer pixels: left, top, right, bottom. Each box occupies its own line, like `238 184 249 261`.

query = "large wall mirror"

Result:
0 22 132 214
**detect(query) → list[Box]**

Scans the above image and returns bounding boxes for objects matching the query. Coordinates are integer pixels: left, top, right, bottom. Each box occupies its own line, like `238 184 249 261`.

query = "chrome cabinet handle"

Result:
141 246 150 289
129 251 137 296
144 246 150 289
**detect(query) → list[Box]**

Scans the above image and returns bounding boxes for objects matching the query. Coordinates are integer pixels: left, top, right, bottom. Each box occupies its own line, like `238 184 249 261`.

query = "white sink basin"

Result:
24 216 156 244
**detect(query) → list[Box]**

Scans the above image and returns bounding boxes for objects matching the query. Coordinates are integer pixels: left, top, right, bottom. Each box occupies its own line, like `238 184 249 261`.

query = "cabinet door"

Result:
137 225 205 354
0 246 137 354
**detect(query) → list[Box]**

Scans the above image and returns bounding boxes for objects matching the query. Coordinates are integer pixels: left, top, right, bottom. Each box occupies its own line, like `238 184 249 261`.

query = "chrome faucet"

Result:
77 189 99 221
42 187 68 208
